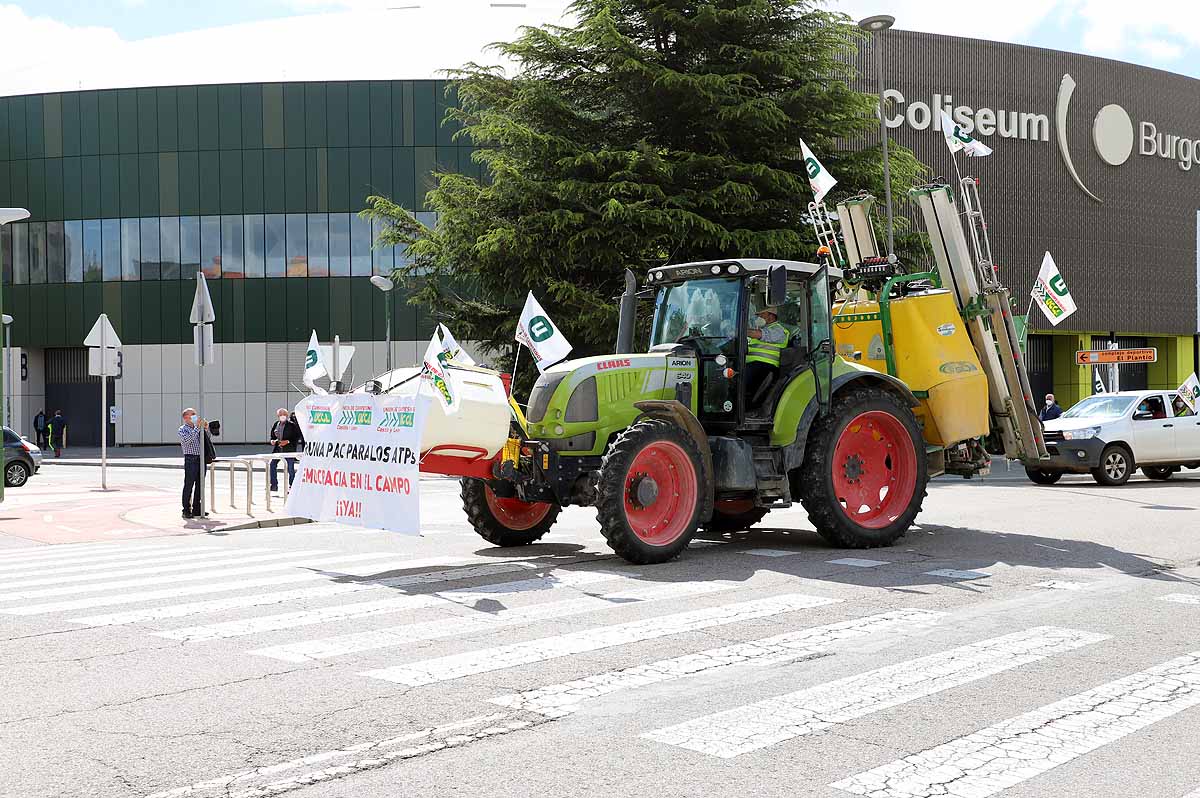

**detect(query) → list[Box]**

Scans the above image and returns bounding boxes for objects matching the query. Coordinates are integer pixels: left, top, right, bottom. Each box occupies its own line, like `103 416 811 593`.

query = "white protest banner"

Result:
285 392 425 533
939 109 993 157
798 137 837 204
1178 372 1200 413
1031 252 1078 327
516 292 573 372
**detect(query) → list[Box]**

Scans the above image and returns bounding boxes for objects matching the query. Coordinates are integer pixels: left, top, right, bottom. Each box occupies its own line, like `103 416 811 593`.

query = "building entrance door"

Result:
44 348 115 448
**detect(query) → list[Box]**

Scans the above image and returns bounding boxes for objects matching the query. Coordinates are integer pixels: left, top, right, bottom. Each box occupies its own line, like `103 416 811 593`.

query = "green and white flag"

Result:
1031 252 1077 327
516 292 573 373
798 138 837 204
303 330 328 394
940 109 993 157
1093 367 1106 395
1178 372 1200 413
421 329 459 413
438 323 476 367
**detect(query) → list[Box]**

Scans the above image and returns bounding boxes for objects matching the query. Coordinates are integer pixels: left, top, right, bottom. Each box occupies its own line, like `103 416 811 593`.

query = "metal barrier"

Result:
207 458 255 516
241 453 302 511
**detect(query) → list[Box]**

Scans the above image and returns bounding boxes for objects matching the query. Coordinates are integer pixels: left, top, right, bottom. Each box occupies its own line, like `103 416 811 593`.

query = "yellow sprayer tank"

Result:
832 289 989 447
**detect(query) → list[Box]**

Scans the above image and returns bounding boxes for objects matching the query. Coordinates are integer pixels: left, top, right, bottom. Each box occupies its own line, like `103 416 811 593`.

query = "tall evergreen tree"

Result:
365 0 924 361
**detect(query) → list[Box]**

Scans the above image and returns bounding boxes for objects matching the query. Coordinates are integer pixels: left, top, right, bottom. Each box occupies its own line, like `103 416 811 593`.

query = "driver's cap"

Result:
757 306 780 316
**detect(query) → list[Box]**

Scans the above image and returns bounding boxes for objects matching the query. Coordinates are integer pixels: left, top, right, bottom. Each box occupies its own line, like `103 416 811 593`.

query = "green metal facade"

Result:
0 81 473 349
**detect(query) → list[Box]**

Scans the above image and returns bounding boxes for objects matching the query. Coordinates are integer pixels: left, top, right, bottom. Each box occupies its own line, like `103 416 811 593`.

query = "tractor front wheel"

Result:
596 419 706 564
461 478 560 547
796 387 928 549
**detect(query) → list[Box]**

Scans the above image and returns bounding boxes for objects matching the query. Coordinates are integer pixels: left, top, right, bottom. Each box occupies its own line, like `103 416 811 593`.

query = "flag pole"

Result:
511 343 522 395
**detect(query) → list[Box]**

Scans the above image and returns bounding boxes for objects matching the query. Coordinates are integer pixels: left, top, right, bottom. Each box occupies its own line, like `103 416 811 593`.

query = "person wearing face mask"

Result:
269 407 303 492
1039 393 1063 422
178 408 208 519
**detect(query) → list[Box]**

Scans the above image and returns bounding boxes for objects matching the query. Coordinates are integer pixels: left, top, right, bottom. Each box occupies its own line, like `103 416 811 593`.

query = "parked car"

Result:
3 426 42 487
1025 390 1200 486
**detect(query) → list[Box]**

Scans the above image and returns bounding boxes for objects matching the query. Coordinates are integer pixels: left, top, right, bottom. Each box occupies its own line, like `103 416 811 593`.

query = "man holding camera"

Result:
178 407 208 519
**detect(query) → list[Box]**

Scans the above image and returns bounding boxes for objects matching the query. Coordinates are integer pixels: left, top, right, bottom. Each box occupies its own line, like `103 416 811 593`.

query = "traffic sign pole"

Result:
101 320 107 490
191 272 217 520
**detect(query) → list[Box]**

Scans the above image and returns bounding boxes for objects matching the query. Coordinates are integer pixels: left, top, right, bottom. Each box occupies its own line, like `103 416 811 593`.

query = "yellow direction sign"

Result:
1075 348 1157 365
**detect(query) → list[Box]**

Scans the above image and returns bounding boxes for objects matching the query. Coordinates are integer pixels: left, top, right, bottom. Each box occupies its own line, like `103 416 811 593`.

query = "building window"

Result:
83 220 102 281
200 216 221 279
285 212 307 277
120 218 140 281
65 221 83 283
1 225 11 285
307 213 329 277
350 212 371 277
29 222 47 284
180 216 200 278
329 213 350 277
47 222 65 283
221 215 244 279
244 214 265 278
265 214 286 277
12 223 28 285
102 219 121 281
160 217 181 280
140 218 161 280
371 217 393 276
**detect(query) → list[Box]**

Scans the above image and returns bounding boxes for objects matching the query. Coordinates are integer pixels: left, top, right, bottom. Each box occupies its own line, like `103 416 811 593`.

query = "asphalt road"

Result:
2 465 1200 798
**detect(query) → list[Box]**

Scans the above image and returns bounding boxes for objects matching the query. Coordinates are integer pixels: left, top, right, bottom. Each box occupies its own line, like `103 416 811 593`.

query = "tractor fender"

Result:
633 400 715 522
779 371 920 473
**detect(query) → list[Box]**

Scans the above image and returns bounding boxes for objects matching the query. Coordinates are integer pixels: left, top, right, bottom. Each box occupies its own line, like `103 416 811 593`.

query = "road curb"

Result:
215 516 314 532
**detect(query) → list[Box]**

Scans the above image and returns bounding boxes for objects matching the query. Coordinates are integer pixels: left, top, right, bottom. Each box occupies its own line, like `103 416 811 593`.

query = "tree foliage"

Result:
364 0 925 361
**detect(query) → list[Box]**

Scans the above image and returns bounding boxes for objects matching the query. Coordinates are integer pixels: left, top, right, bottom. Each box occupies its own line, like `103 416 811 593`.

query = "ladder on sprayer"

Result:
910 180 1049 463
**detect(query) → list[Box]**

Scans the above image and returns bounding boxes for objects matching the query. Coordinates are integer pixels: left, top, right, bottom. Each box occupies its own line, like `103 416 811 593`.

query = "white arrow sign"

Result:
319 344 355 380
84 314 122 348
190 272 216 324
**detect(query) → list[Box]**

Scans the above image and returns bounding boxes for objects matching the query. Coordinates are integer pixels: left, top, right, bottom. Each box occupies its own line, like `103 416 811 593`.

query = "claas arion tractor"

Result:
411 177 1045 565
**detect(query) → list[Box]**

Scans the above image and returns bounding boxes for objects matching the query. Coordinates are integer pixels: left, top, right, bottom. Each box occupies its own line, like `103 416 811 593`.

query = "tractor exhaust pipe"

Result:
615 268 637 354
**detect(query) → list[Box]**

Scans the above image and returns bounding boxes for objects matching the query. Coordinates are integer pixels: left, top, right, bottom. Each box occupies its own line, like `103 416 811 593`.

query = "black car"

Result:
3 426 42 487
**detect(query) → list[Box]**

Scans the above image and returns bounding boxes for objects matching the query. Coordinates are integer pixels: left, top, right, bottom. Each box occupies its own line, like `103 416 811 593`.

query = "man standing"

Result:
47 410 67 458
1039 393 1063 422
745 305 790 406
32 409 47 449
269 407 303 492
178 407 208 519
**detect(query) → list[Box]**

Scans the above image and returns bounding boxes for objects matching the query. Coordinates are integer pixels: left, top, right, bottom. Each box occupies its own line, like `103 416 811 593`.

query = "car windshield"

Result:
1061 395 1136 419
650 277 740 351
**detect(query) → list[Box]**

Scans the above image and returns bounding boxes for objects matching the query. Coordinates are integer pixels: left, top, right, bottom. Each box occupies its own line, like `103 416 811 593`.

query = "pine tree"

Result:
364 0 924 362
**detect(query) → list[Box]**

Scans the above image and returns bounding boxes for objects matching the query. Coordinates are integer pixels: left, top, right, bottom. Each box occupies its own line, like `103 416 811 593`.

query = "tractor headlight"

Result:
1062 426 1101 440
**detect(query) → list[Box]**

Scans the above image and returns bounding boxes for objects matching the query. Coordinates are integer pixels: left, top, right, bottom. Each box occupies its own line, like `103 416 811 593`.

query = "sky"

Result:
0 0 1197 96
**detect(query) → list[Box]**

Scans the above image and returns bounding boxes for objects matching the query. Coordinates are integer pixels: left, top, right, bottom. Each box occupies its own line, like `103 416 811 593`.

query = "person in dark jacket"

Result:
269 408 303 491
1039 393 1063 422
47 410 68 457
32 409 47 449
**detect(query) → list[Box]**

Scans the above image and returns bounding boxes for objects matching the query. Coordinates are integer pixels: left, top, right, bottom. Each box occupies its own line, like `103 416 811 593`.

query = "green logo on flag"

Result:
1049 275 1069 297
529 315 554 342
305 349 318 368
805 157 821 179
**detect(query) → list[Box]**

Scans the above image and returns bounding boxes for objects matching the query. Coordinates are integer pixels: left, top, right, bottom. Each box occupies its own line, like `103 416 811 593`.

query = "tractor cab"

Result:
643 259 837 428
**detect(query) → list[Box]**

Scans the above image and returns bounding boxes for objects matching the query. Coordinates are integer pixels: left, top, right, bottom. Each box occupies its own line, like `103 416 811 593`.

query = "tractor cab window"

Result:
650 277 740 354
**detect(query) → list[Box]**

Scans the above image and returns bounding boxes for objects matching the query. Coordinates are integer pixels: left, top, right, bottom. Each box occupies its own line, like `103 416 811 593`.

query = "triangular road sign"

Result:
190 272 216 324
83 313 122 348
318 345 356 380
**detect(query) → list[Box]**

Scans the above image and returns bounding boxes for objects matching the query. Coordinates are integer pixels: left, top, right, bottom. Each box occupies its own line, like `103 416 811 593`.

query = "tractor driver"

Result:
745 305 790 404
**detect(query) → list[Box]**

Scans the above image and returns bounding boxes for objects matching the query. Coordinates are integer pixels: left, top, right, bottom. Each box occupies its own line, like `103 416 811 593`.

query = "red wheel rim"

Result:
831 411 917 530
484 486 553 531
623 441 698 546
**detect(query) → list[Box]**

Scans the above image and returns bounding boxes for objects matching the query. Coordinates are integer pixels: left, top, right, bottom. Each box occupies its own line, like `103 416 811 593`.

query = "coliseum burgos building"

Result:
0 20 1196 446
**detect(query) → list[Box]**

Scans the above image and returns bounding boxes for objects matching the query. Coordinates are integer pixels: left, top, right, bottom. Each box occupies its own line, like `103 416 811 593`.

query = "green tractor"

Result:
462 258 929 565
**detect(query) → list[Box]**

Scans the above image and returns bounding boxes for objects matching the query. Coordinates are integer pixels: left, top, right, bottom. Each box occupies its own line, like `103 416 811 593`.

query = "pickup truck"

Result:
1025 389 1200 486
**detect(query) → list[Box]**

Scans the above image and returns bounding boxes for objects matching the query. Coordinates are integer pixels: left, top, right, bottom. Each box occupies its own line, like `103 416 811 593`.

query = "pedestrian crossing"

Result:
3 538 1200 798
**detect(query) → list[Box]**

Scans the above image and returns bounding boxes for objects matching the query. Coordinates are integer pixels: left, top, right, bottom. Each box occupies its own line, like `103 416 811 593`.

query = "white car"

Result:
1026 390 1200 486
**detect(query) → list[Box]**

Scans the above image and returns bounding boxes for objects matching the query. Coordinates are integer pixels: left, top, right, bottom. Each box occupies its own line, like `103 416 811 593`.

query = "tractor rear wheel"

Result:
461 478 560 547
596 418 706 564
796 387 928 549
701 499 769 533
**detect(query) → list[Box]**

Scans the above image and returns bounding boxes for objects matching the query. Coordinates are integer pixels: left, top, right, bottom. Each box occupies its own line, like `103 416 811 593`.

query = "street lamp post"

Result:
0 208 30 505
858 14 896 258
369 275 395 374
1 314 12 430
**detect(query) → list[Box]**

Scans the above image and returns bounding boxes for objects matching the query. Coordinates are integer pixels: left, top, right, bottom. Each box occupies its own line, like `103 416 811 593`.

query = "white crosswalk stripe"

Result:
0 548 283 588
1161 594 1200 605
491 609 945 718
0 541 176 566
0 552 424 615
154 569 624 642
832 651 1200 797
253 581 739 663
644 626 1109 758
361 593 841 686
68 558 509 626
0 544 190 572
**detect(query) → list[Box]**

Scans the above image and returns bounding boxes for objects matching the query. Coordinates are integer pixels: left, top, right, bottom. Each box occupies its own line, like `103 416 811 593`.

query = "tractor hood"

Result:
526 353 675 426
